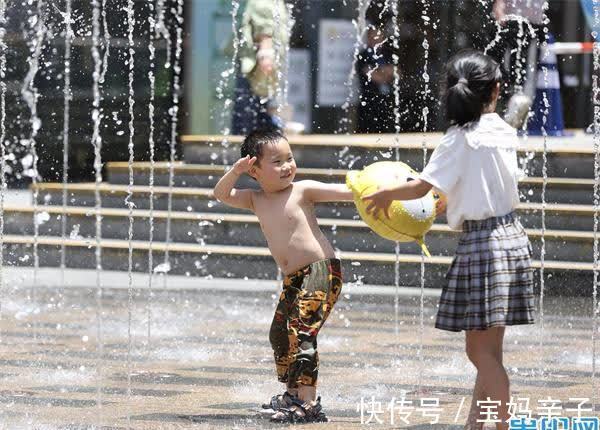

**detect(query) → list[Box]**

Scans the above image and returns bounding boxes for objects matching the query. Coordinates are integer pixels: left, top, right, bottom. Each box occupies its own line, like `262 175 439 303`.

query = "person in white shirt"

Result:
488 0 547 126
494 0 545 25
363 50 535 430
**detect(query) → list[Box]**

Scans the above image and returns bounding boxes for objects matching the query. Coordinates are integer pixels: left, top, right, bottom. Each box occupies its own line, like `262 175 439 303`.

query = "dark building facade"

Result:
4 0 186 185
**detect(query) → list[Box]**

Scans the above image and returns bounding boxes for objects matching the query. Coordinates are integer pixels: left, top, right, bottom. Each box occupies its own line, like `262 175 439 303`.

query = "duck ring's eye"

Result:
406 177 414 182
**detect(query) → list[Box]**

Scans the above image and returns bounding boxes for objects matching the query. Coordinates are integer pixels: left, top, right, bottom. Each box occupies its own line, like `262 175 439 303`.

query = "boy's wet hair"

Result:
444 49 502 126
241 129 287 165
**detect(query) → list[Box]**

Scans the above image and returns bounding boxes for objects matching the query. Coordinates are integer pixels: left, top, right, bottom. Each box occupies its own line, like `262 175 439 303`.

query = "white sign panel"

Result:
287 49 312 132
317 19 357 107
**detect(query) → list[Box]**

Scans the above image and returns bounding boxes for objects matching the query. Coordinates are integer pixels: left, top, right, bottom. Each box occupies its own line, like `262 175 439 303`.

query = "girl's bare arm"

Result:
361 179 433 219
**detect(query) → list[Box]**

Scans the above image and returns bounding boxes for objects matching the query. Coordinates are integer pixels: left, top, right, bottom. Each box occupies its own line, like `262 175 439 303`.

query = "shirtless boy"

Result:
212 129 354 423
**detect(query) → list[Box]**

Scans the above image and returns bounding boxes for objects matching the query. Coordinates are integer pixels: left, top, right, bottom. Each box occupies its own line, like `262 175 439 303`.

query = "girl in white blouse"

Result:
363 50 535 430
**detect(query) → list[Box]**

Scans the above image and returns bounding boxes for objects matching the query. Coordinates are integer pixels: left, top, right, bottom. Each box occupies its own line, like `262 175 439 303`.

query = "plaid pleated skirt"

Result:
435 212 536 332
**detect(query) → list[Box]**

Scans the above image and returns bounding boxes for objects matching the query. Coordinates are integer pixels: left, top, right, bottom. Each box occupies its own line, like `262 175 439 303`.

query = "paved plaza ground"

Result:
0 267 597 429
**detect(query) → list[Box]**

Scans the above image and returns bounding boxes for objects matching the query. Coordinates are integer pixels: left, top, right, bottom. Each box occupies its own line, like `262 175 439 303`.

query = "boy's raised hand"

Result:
362 188 393 219
434 190 447 217
233 155 257 174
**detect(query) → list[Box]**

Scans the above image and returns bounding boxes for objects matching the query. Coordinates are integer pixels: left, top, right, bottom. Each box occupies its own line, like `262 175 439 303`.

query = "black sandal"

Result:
261 391 295 411
270 396 328 424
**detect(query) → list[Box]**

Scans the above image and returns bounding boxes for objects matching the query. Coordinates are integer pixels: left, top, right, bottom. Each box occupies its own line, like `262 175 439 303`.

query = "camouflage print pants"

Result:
269 258 343 389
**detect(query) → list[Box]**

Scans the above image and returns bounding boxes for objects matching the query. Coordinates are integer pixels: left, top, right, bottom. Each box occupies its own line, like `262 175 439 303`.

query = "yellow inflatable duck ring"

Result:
346 161 437 257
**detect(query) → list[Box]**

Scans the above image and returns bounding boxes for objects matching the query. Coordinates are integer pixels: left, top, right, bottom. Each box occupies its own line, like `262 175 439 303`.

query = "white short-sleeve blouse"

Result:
420 113 521 231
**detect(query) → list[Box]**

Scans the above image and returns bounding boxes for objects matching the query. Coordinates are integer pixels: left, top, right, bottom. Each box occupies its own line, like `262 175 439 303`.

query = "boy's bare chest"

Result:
254 194 312 233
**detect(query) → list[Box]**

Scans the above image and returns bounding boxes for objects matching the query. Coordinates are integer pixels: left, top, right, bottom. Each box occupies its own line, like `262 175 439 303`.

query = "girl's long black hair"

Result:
445 49 502 126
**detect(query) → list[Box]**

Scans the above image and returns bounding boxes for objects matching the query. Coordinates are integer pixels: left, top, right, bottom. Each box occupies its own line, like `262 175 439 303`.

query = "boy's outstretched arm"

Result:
302 180 354 203
433 189 447 217
212 155 257 210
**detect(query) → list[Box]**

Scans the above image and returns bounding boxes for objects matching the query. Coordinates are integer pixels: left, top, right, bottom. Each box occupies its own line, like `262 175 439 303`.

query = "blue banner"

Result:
581 0 600 41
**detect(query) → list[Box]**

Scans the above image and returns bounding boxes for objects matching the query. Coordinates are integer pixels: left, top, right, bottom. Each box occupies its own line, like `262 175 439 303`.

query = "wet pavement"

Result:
0 268 597 429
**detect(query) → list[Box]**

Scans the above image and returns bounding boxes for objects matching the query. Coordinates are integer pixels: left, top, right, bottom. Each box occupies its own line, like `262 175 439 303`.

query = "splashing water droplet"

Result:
34 211 50 225
153 262 171 274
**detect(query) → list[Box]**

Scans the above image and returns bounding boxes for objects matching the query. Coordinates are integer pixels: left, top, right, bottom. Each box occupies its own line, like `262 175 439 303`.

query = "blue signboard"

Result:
581 0 600 41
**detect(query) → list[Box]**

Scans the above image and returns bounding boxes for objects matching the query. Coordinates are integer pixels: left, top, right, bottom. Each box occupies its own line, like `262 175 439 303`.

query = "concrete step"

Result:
1 235 594 295
181 132 597 178
4 206 598 263
106 162 597 205
33 182 600 231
